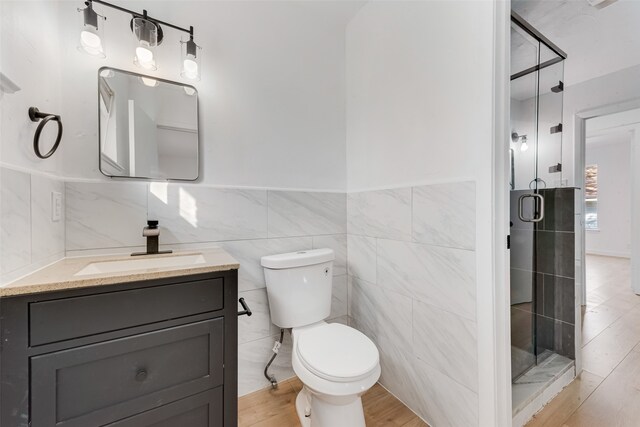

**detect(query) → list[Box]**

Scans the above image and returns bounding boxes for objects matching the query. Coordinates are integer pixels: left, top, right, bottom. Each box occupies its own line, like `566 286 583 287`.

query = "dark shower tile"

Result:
511 310 539 379
510 268 536 306
536 315 554 353
511 306 535 353
535 315 575 360
540 188 575 232
511 229 535 271
536 231 575 278
543 274 575 324
559 321 576 359
536 272 544 316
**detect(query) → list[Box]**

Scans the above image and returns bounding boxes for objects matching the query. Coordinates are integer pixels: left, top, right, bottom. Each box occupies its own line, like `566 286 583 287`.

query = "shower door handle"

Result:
518 193 544 223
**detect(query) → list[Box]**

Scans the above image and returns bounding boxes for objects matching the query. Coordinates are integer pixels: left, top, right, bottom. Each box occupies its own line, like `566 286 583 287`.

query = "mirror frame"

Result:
97 66 200 182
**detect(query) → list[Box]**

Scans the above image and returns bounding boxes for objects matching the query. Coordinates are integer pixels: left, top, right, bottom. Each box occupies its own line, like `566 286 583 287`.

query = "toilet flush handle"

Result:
238 298 253 317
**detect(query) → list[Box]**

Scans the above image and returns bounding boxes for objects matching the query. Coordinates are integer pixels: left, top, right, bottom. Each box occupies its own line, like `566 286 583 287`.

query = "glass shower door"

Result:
510 21 540 381
509 21 565 381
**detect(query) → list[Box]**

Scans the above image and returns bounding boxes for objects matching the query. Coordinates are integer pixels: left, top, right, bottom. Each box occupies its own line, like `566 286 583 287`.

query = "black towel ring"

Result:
29 107 63 159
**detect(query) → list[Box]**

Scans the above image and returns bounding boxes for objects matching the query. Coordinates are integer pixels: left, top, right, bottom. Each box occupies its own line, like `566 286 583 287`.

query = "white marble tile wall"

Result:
268 191 346 237
66 181 148 250
412 181 476 250
148 185 268 244
0 167 65 285
347 180 478 427
62 181 347 396
347 188 412 240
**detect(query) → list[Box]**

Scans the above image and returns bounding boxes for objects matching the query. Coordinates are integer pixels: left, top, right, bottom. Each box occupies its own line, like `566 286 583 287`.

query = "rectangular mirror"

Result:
98 67 199 181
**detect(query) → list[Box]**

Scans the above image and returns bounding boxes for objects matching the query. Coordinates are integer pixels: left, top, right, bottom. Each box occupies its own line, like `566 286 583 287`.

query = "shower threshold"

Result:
512 351 575 416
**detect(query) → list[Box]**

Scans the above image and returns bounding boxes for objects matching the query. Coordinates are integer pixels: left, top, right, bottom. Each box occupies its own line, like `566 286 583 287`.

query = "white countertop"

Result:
0 248 239 297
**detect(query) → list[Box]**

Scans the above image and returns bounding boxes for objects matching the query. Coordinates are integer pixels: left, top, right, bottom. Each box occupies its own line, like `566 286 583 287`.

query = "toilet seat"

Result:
296 323 379 383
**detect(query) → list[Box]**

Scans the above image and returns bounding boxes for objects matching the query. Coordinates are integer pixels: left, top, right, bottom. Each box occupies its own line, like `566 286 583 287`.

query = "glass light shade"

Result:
140 77 159 87
132 18 158 70
520 138 529 152
181 38 202 81
77 5 106 58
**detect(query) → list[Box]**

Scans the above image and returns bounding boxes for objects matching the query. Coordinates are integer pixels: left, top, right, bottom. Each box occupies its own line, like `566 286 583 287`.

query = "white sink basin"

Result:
74 254 207 276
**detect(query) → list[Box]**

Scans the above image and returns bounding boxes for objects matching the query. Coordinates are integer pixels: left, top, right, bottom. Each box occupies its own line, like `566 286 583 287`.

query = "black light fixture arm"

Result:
86 0 194 37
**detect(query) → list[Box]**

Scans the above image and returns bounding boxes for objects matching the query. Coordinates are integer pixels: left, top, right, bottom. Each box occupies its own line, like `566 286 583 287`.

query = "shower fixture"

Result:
77 0 202 81
511 132 529 152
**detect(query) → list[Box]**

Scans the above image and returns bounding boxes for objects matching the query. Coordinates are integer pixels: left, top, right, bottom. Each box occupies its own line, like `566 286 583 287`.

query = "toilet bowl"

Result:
292 322 380 427
261 249 381 427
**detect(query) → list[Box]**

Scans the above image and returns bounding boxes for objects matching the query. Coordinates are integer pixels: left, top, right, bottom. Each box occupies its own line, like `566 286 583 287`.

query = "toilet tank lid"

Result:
261 248 334 269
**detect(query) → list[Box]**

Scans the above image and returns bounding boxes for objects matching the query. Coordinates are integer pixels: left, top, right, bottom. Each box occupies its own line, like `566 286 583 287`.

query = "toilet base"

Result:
295 386 366 427
295 388 312 427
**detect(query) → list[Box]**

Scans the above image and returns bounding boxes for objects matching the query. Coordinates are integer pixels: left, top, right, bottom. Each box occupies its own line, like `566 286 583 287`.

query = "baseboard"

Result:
586 250 630 258
238 375 297 398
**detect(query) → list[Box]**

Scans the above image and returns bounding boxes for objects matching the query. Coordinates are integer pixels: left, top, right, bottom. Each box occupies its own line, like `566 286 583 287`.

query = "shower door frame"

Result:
509 11 568 382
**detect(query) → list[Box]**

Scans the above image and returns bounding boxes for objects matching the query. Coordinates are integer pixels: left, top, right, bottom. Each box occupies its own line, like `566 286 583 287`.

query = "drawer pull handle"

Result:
238 298 252 317
135 369 148 382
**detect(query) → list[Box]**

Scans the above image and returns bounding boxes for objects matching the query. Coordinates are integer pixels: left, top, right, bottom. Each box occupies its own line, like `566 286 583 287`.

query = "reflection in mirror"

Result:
98 67 199 181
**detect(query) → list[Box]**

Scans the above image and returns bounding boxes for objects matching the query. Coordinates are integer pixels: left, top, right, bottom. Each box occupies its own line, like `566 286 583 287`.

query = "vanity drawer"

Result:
105 388 222 427
29 278 224 346
30 318 224 427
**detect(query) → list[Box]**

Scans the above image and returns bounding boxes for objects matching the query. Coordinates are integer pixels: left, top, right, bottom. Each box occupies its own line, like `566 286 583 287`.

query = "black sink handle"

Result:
238 298 252 317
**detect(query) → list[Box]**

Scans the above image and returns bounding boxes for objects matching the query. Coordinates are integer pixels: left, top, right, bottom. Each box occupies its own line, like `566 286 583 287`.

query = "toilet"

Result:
261 248 380 427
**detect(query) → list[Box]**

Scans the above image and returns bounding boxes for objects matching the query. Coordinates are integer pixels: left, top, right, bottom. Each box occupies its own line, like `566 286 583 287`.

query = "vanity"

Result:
0 248 239 427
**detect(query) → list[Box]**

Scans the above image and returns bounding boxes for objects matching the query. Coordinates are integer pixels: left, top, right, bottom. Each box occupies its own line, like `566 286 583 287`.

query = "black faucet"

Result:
131 220 173 256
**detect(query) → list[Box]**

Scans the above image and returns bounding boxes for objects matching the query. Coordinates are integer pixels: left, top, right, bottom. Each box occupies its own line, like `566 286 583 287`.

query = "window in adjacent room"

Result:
585 164 598 230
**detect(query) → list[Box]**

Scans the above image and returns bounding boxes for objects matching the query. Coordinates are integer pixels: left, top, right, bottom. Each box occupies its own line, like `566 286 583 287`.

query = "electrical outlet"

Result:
51 191 62 222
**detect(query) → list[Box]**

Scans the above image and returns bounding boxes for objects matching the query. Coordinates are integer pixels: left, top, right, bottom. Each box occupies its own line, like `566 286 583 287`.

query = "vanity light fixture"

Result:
132 15 158 71
77 1 106 57
181 32 202 81
77 0 202 81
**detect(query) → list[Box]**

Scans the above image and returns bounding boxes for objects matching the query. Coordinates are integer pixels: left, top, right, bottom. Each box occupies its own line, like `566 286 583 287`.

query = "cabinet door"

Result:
106 388 223 427
31 319 223 427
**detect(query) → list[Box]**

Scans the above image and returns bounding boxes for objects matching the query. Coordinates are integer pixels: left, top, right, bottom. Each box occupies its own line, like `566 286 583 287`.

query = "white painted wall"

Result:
346 0 493 191
0 0 63 174
346 1 498 426
565 64 640 186
585 135 632 258
582 109 640 295
56 0 360 190
0 2 66 285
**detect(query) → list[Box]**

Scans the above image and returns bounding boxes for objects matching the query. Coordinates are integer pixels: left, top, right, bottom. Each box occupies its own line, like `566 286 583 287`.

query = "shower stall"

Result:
510 11 576 415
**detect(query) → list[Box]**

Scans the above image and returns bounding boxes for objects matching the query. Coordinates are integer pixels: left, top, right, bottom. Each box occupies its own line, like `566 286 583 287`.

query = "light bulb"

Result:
135 46 154 68
80 30 103 56
183 58 199 79
140 77 158 87
521 140 529 152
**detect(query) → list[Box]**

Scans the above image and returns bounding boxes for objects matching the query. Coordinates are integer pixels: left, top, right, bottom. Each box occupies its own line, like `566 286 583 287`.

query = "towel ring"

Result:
29 107 63 159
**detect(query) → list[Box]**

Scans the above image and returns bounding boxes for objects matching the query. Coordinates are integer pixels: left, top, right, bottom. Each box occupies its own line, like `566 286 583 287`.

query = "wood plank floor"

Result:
238 377 429 427
526 255 640 426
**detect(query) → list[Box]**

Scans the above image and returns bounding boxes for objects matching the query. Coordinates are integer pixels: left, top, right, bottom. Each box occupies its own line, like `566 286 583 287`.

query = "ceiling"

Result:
512 0 640 87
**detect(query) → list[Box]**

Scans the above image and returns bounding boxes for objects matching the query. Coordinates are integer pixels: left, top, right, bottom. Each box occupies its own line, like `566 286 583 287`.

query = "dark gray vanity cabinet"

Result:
0 269 238 427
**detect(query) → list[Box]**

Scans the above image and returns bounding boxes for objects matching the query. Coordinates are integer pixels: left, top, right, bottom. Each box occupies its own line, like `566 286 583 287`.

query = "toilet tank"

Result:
261 248 334 328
